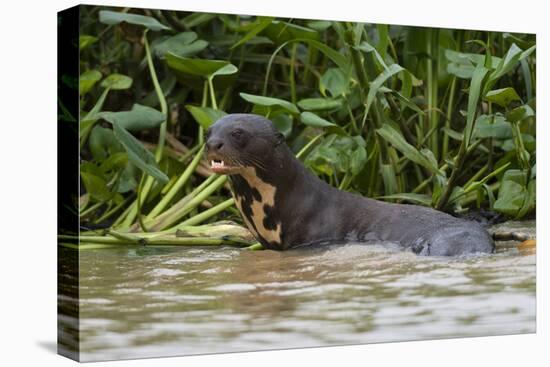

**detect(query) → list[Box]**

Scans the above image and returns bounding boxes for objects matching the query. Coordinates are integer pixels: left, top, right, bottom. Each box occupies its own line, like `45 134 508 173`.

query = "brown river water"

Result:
59 220 536 361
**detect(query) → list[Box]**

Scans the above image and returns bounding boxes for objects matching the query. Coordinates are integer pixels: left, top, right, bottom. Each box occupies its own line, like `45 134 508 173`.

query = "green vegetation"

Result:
69 6 536 248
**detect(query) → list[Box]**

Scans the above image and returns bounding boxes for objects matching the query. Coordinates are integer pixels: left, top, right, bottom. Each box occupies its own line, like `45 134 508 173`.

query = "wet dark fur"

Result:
206 114 495 256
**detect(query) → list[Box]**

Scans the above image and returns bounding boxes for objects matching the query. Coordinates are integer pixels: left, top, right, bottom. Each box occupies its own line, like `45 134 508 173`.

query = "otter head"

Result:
206 114 286 249
205 114 285 175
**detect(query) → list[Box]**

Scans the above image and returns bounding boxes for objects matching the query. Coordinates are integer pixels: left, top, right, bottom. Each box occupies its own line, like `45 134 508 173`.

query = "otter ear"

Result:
275 132 285 146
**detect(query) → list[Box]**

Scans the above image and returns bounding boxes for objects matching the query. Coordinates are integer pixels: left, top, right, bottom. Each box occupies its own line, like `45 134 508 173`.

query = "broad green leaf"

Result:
99 10 170 31
494 169 535 217
97 104 165 131
272 114 293 137
80 171 112 202
376 124 440 175
500 133 535 152
263 21 319 44
231 17 274 49
307 20 332 31
118 164 138 193
484 87 521 107
79 35 98 50
210 64 239 79
494 180 527 217
79 70 102 95
100 73 133 90
300 112 336 127
99 152 128 174
297 98 342 111
473 114 512 139
506 104 535 123
240 93 299 115
320 68 348 97
89 125 123 161
112 123 169 184
185 105 227 129
517 180 536 218
445 49 502 79
153 32 208 58
166 53 237 78
377 193 432 206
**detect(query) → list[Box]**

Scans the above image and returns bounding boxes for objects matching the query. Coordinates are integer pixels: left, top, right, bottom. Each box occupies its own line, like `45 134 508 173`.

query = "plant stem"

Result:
289 43 298 104
442 76 456 159
148 145 206 218
177 198 235 227
119 31 168 228
207 77 218 110
60 234 247 247
147 175 227 232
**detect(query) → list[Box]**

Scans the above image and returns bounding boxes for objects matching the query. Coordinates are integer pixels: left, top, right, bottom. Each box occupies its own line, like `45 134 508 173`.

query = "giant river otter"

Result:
205 114 494 256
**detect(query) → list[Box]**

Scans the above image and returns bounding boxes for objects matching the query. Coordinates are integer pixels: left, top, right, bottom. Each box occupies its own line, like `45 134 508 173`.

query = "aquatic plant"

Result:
67 7 536 247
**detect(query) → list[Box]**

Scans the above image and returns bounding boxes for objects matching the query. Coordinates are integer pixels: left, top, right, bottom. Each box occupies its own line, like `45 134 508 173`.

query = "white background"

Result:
0 0 547 365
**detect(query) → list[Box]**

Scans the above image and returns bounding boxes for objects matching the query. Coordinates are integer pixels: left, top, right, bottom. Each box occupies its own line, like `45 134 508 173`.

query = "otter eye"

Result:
231 129 244 139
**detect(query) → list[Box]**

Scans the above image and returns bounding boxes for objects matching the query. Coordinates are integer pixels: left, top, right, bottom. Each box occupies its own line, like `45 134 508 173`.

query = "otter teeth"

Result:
211 160 225 168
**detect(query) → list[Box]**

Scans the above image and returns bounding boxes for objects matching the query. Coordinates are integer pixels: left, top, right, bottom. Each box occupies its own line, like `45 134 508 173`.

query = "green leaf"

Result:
320 68 348 97
463 64 489 146
182 13 216 28
153 32 208 58
100 73 133 90
80 172 112 202
506 104 535 123
297 98 342 111
112 123 169 184
272 114 293 137
517 180 536 218
210 64 239 79
307 20 332 31
300 112 337 127
377 193 432 206
356 41 390 71
99 10 170 31
483 43 523 95
380 164 398 195
294 38 350 74
89 125 123 161
262 21 319 44
365 63 404 118
376 124 441 175
79 35 98 50
166 53 237 78
99 152 128 174
240 93 299 115
473 114 512 139
97 104 166 131
79 70 102 95
185 106 227 129
484 87 521 107
493 169 532 217
350 147 368 175
231 17 274 49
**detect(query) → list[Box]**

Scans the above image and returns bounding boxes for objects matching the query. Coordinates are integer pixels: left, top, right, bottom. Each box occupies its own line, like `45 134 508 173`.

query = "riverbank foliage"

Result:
72 6 536 245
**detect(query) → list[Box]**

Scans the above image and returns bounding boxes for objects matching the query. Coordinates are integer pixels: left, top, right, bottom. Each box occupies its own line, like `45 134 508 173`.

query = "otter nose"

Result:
206 138 224 151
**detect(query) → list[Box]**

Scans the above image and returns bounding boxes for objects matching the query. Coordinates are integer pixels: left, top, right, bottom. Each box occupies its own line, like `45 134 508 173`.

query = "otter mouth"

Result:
209 158 242 174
